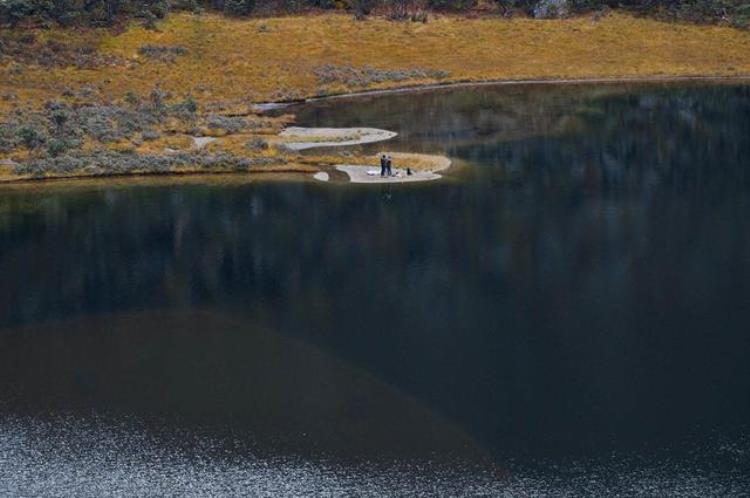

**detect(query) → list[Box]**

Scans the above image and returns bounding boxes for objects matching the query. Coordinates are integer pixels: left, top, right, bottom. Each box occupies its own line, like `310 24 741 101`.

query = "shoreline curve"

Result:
258 74 750 110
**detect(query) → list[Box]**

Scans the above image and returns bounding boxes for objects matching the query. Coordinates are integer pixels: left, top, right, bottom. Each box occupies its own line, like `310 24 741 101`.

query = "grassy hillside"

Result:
2 11 750 110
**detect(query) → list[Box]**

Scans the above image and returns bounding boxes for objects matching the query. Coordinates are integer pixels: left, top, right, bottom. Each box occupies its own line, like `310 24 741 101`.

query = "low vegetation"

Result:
314 64 450 89
0 87 434 182
4 0 750 29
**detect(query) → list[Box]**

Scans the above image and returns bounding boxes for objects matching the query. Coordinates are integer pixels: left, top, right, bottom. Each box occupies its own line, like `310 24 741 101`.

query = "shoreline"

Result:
2 74 749 187
0 166 319 187
261 74 750 109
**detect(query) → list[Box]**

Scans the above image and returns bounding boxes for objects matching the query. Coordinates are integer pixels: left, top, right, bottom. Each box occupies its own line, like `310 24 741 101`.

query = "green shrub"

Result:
124 91 141 107
17 125 45 149
245 137 268 150
46 138 71 157
428 0 476 9
150 87 168 115
50 109 70 134
353 0 374 17
138 44 188 62
0 0 34 27
179 95 198 114
0 126 16 152
223 0 255 16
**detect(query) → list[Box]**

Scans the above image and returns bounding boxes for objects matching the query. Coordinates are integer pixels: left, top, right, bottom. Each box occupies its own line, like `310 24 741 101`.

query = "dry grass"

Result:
2 11 750 112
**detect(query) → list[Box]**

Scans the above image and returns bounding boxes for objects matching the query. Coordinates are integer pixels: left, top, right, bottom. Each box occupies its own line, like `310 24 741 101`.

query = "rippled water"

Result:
1 82 750 495
1 414 747 496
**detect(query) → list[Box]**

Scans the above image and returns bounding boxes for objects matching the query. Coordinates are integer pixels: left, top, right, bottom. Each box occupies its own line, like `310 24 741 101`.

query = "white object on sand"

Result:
313 171 330 182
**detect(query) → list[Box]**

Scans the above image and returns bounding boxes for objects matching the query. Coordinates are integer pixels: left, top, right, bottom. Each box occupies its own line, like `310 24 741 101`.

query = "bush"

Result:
142 129 161 140
138 44 188 62
75 104 156 142
50 108 70 134
141 10 158 30
150 87 168 116
17 125 45 149
124 91 140 107
150 0 170 18
0 126 16 152
428 0 476 9
14 150 284 178
314 64 450 87
0 0 34 27
46 138 71 157
245 137 269 150
206 115 248 133
223 0 255 16
411 9 428 21
353 0 374 17
169 95 198 119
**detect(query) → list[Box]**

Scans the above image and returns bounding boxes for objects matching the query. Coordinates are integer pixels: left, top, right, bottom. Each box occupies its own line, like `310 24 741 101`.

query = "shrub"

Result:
150 0 170 18
0 126 16 152
172 0 200 10
17 125 45 149
150 87 168 116
245 137 269 150
353 0 374 17
124 91 140 107
14 150 284 178
206 115 248 133
411 9 428 21
138 44 188 62
0 0 33 27
46 138 71 157
223 0 255 16
141 10 158 30
169 95 198 119
50 109 70 134
428 0 476 9
76 104 155 142
142 129 161 140
314 64 450 87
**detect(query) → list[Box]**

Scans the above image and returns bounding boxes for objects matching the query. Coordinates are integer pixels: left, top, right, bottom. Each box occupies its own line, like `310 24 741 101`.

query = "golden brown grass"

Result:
2 11 750 111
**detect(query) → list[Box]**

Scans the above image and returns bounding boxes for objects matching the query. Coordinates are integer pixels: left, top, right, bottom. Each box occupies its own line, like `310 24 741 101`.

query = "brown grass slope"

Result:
2 12 750 109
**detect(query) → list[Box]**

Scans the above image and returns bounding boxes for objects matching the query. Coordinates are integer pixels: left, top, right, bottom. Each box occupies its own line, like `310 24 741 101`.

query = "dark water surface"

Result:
1 82 750 495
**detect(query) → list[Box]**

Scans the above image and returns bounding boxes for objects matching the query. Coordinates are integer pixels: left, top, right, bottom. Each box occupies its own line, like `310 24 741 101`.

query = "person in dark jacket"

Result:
380 154 387 177
386 155 393 176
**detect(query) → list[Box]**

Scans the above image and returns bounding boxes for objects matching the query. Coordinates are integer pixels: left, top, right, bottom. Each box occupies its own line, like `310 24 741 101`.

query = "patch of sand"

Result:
336 165 442 183
279 127 397 151
192 136 218 149
335 152 451 184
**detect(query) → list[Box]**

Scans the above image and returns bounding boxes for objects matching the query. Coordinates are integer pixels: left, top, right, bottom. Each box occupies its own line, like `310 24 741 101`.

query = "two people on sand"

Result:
380 153 393 177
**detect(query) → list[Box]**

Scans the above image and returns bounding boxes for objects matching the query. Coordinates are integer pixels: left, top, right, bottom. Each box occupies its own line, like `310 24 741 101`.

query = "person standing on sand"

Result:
380 154 387 177
386 155 393 176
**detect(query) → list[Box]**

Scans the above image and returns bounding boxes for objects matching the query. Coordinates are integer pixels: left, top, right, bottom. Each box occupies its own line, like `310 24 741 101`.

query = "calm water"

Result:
1 82 750 495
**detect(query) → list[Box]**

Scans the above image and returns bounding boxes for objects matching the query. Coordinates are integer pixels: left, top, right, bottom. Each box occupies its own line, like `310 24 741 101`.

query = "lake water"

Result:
1 82 749 495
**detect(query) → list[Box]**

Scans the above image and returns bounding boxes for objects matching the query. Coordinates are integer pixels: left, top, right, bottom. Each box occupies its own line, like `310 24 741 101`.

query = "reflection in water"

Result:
1 82 750 494
0 310 485 460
